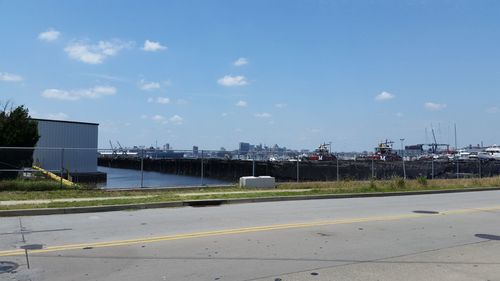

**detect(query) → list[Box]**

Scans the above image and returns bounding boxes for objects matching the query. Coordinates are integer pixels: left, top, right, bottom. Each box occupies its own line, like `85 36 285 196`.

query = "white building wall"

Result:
32 119 98 173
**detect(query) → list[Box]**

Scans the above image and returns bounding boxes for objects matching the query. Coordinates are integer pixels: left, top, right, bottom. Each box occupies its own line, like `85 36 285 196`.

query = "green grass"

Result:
1 176 500 211
0 179 67 191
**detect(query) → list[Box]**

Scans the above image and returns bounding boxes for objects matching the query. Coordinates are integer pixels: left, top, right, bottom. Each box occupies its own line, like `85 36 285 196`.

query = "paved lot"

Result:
1 190 500 281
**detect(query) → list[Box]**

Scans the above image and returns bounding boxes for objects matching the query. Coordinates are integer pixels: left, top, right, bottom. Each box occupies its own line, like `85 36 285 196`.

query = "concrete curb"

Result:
2 186 500 217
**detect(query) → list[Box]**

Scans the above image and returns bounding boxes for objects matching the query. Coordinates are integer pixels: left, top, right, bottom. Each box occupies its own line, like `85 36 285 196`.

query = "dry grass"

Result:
277 176 500 193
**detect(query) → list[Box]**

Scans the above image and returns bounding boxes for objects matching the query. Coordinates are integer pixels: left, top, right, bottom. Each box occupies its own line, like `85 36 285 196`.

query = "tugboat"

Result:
309 143 336 161
358 140 402 161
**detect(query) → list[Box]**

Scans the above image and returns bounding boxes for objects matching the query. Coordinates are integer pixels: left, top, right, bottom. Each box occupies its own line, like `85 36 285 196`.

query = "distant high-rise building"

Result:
239 142 250 154
193 145 199 156
164 143 170 151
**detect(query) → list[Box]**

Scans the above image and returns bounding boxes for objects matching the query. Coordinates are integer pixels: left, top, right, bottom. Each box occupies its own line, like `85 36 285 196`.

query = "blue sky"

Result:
1 0 499 151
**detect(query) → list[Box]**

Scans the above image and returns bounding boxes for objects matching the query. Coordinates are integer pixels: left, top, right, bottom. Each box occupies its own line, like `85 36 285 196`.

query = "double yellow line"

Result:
1 205 499 257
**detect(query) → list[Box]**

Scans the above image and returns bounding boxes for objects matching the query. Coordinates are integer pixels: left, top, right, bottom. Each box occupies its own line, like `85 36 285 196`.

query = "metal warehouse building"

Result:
32 118 105 182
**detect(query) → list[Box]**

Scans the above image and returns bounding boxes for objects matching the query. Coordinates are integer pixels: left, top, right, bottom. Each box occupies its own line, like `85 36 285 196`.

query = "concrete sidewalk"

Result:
0 189 311 206
177 189 311 197
0 195 157 206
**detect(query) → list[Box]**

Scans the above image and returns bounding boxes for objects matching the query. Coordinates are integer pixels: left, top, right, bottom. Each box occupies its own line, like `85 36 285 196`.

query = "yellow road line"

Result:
1 205 499 257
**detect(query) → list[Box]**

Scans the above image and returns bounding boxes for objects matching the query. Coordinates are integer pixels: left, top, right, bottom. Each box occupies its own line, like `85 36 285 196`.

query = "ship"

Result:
478 145 500 161
308 143 336 161
357 140 402 161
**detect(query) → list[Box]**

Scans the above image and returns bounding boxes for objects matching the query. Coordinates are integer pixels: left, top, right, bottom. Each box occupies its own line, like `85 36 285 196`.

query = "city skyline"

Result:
1 1 500 151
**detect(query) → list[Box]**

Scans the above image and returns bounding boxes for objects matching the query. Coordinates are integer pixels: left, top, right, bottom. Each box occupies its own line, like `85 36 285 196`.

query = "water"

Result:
98 166 231 189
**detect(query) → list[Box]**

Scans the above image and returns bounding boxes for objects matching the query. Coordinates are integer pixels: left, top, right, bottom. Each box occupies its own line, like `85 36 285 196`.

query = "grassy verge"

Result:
1 176 500 210
0 179 67 191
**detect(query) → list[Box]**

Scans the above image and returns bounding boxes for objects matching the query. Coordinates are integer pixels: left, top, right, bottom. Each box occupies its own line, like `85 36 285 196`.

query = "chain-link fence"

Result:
2 147 500 189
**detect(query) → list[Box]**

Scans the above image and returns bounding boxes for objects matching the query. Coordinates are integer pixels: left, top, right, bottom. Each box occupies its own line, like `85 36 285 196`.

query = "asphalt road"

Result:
1 190 500 281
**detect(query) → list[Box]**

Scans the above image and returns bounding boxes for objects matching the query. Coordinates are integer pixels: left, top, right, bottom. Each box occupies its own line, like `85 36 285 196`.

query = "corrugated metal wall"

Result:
33 120 98 173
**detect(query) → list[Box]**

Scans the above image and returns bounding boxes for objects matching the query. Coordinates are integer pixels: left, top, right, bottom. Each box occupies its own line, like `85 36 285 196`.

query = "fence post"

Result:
60 148 64 189
201 150 204 186
336 155 339 181
252 153 255 177
296 159 299 183
431 159 434 179
371 159 374 179
140 149 144 188
478 158 482 178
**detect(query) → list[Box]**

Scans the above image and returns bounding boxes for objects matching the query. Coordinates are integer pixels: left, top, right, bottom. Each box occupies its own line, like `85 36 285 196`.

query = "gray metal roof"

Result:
31 118 99 126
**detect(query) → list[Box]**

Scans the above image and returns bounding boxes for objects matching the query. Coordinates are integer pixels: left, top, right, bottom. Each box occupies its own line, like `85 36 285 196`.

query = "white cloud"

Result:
217 75 248 87
147 97 170 104
64 40 132 64
83 73 126 82
38 28 60 42
235 100 247 107
157 97 171 104
88 86 116 97
47 112 69 120
151 114 165 121
31 111 69 120
486 106 499 114
0 72 23 82
424 102 447 111
221 112 229 117
157 97 170 104
375 91 395 101
169 115 184 125
41 86 116 101
176 99 188 105
142 40 167 52
41 89 79 101
139 79 161 91
275 103 287 108
255 112 272 118
233 57 248 66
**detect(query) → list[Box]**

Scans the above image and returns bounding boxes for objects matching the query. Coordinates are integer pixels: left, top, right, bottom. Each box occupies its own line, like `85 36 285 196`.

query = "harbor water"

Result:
98 166 231 189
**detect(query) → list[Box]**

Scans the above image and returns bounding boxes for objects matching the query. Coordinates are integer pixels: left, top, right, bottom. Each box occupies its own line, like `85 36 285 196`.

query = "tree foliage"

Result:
0 102 40 179
0 103 40 146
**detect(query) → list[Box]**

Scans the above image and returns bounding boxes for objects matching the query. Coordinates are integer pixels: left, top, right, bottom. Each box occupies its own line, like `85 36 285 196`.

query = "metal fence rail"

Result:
1 147 499 189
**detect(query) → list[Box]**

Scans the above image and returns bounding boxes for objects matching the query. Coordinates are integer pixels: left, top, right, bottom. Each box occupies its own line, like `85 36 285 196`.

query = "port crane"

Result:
428 128 450 153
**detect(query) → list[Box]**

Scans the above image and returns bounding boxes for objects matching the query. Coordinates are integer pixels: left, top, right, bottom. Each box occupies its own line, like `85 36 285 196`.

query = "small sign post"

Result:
20 244 43 269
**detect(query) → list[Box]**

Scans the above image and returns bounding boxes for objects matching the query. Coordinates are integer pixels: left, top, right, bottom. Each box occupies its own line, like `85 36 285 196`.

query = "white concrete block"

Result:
239 176 276 188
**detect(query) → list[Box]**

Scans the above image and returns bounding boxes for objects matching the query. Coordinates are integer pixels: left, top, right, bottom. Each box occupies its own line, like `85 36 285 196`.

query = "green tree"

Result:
0 103 40 179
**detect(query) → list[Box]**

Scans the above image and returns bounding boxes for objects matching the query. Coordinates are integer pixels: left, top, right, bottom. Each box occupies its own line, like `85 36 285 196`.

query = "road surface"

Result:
1 190 500 281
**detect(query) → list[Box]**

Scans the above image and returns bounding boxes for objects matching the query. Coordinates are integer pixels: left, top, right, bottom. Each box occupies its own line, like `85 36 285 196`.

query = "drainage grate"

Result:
413 210 439 214
0 261 18 274
186 200 225 207
475 234 500 241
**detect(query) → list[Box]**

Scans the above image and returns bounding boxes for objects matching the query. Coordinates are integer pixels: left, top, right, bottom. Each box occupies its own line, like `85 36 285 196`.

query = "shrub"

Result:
417 176 428 187
391 176 406 189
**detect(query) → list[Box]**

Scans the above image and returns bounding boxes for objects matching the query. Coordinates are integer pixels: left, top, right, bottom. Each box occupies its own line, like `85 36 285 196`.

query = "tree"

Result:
0 102 40 179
